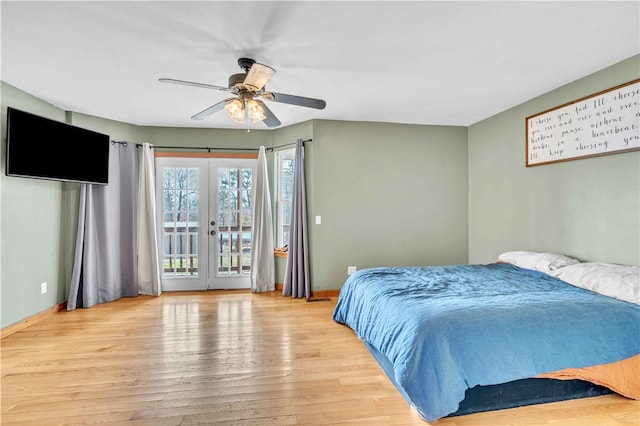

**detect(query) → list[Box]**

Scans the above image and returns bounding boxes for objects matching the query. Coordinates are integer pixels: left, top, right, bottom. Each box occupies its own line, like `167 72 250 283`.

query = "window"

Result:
275 148 295 248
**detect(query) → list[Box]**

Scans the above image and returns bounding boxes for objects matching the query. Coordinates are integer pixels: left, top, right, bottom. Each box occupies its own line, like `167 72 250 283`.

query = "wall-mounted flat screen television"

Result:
5 107 110 185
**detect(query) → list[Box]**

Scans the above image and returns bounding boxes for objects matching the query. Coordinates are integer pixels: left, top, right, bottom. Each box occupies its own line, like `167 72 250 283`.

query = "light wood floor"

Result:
1 291 638 425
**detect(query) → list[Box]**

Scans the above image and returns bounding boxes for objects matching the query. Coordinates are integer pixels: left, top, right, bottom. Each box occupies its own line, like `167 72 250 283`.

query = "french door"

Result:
155 156 256 291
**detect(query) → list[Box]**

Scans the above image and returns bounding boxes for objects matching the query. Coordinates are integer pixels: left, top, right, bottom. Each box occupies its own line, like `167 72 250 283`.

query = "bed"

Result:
332 252 640 422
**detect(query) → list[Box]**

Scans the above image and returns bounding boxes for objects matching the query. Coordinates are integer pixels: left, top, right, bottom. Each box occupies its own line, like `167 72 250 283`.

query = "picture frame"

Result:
526 79 639 167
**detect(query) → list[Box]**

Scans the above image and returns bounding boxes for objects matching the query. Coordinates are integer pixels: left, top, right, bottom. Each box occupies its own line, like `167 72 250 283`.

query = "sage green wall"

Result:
0 83 148 328
308 120 468 290
271 120 313 149
1 83 67 328
468 55 640 266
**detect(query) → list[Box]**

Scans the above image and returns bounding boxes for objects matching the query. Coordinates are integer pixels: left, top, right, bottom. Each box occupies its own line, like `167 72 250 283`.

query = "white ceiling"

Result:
1 1 639 130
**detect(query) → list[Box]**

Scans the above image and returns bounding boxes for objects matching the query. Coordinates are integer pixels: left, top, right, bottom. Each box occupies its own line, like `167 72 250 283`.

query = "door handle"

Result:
210 230 216 236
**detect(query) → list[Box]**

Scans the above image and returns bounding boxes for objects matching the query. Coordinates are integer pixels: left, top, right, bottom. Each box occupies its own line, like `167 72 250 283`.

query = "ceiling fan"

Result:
159 58 326 128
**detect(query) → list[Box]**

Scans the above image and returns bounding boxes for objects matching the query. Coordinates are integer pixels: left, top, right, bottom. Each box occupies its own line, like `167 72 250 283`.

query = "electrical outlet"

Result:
347 266 357 275
41 282 47 294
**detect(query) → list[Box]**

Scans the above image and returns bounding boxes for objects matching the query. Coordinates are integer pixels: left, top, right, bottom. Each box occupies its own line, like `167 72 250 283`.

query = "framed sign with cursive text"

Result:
526 79 639 167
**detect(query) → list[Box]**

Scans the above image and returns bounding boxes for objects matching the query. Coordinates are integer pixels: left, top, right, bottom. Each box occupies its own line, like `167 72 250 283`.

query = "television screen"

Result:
5 107 110 185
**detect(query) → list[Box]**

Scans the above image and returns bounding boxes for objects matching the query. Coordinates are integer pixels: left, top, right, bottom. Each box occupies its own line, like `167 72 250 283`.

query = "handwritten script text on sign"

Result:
526 80 639 166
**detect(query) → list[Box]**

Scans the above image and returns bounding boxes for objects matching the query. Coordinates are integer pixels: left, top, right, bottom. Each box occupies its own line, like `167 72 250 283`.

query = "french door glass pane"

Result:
216 167 252 276
162 167 200 278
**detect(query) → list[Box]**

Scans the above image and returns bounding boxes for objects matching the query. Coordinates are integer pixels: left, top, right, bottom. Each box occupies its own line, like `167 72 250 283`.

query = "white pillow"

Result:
550 262 640 305
498 251 579 273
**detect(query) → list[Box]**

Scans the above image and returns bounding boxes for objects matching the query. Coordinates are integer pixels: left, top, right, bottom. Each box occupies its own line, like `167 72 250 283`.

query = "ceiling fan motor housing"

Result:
228 73 247 89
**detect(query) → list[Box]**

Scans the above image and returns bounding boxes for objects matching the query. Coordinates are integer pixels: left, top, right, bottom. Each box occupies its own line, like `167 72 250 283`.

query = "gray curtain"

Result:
283 139 310 298
251 146 275 292
68 142 139 310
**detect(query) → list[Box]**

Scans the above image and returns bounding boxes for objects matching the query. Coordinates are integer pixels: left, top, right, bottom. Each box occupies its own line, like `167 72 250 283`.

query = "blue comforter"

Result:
332 263 640 421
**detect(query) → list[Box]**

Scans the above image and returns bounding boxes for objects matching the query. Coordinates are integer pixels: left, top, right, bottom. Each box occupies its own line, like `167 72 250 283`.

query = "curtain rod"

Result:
270 139 313 150
111 140 143 148
111 138 313 151
153 146 261 152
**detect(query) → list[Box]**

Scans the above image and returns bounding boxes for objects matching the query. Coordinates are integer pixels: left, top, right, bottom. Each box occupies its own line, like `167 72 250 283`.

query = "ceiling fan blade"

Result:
266 92 326 109
159 78 230 92
191 99 227 120
243 63 276 91
256 100 281 128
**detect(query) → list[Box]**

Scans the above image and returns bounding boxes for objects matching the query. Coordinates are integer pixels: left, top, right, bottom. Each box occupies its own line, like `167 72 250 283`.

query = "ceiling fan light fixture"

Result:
224 99 245 123
243 63 276 91
247 100 266 123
